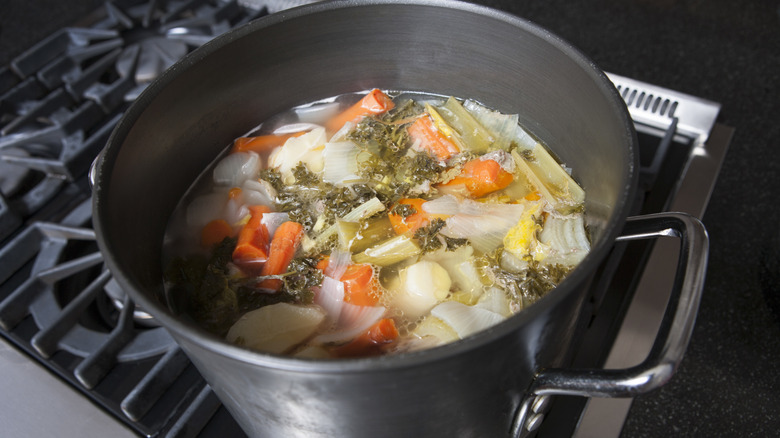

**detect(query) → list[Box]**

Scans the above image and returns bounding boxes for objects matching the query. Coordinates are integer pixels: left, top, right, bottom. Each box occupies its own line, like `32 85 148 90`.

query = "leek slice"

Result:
352 234 421 266
302 197 386 253
338 216 396 254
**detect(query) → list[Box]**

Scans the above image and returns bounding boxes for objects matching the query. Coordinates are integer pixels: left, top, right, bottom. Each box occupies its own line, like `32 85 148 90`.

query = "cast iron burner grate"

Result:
0 1 277 436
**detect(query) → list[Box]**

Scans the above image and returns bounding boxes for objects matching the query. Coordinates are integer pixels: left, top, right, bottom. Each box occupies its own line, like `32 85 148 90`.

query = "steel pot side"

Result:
92 1 638 436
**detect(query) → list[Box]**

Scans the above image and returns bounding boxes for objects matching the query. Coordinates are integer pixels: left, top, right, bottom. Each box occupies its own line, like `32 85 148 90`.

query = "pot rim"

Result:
93 0 638 374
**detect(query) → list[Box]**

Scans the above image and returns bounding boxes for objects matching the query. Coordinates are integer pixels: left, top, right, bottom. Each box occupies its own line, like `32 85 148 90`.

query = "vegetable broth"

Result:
163 89 590 358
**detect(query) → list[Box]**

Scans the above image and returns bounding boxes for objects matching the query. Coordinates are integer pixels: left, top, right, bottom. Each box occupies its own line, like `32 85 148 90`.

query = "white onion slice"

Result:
421 194 461 215
313 276 345 323
313 304 386 344
539 214 590 266
324 249 351 281
322 141 360 184
213 152 260 187
185 192 227 228
430 301 505 339
241 179 276 206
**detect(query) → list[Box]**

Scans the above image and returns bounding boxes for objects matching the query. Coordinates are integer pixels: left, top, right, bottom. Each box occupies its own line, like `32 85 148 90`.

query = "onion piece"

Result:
430 301 506 339
324 249 351 281
313 276 346 323
322 141 360 184
241 179 277 207
185 192 227 228
313 304 386 344
538 214 590 266
213 152 260 187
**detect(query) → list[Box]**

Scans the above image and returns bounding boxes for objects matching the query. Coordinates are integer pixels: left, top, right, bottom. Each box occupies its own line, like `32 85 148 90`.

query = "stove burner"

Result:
0 0 268 243
0 199 175 385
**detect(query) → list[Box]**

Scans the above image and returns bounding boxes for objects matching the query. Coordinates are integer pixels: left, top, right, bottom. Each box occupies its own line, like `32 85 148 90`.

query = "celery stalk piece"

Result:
524 143 585 207
435 97 495 153
302 197 386 253
352 234 421 266
337 217 395 253
511 145 585 212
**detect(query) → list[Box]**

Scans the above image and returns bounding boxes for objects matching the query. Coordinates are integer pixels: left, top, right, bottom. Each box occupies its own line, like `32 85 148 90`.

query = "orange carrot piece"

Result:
232 205 272 269
439 158 514 198
332 318 399 358
257 221 305 291
524 191 542 201
407 114 460 161
228 187 243 199
325 89 395 132
201 219 234 248
387 198 439 235
231 132 305 154
316 258 380 306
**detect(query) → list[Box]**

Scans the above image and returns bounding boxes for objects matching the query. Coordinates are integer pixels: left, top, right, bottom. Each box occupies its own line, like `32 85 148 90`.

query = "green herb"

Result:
413 218 446 253
484 250 573 307
164 237 240 336
391 203 417 219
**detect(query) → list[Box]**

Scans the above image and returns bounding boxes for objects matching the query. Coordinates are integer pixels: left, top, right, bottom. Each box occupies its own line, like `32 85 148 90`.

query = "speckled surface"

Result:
2 0 779 436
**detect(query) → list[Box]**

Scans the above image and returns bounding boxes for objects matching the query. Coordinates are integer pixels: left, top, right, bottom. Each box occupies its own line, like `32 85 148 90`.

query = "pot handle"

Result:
512 212 708 436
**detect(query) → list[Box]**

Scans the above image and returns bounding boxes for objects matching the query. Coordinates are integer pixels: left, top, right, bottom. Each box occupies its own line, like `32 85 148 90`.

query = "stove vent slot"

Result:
616 85 678 118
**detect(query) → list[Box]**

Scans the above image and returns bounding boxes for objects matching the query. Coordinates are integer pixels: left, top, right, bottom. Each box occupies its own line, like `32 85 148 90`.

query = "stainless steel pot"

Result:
92 1 708 436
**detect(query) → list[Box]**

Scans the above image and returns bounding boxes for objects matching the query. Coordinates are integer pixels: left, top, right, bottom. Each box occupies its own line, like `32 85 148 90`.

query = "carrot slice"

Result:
407 114 460 161
317 258 380 306
232 205 272 269
439 158 514 198
387 198 444 235
201 219 234 248
231 132 305 154
332 318 399 357
228 187 243 199
325 89 395 132
257 221 305 291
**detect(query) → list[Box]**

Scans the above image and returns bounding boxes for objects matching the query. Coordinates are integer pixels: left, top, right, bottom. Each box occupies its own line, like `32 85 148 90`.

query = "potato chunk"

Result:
226 303 326 354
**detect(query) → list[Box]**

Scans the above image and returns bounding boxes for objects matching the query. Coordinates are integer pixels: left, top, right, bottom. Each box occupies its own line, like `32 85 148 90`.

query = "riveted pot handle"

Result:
512 212 708 436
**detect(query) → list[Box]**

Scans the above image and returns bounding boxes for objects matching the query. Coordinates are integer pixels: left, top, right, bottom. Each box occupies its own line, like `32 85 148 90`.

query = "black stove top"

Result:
0 1 731 437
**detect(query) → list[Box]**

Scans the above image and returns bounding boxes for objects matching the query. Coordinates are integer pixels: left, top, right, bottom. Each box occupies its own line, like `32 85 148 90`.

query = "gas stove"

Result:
0 1 731 437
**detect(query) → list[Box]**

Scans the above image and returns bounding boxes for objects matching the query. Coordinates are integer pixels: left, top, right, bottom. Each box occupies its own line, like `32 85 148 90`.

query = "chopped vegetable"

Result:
391 260 452 318
438 157 514 198
232 132 305 154
431 97 494 153
317 258 381 306
332 318 399 357
326 89 396 133
232 205 272 269
407 114 460 161
201 219 235 248
164 90 590 358
388 198 433 235
352 234 421 266
257 221 305 291
226 303 326 354
430 301 505 338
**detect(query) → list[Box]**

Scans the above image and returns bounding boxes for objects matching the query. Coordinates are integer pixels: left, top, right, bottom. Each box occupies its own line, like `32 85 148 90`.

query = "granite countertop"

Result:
2 1 779 437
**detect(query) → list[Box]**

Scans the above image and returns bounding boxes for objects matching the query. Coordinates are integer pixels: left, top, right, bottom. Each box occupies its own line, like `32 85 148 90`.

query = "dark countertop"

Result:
2 1 779 437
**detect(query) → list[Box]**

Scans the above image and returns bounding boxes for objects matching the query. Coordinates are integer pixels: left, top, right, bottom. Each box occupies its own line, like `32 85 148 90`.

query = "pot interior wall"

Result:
97 1 634 321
